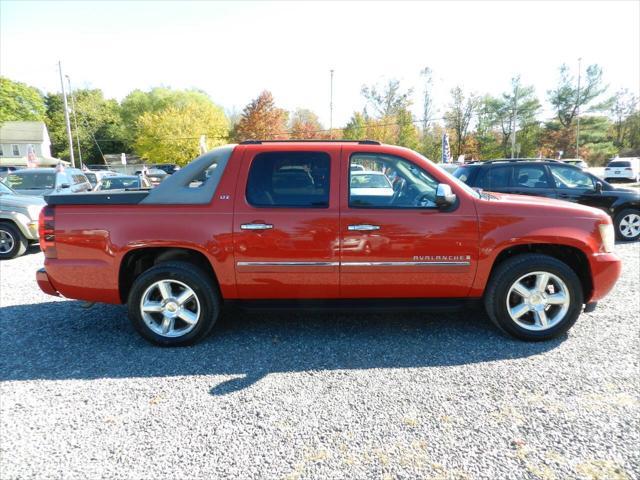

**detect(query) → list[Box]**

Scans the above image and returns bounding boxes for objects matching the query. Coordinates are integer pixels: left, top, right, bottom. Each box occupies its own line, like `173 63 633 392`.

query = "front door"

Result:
548 163 615 213
233 146 340 299
339 148 479 298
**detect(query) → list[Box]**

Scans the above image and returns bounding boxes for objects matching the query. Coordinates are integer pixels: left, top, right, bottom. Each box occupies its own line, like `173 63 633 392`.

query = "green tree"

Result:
233 91 288 141
45 89 125 163
610 89 638 148
396 108 419 149
0 77 45 123
120 87 218 147
134 101 228 165
343 112 368 140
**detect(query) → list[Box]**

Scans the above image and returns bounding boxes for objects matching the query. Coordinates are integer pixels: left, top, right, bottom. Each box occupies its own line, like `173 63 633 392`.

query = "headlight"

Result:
599 223 615 253
27 204 43 220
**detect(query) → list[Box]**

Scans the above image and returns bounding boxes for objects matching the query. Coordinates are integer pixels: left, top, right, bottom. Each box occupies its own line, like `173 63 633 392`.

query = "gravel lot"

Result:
1 244 639 480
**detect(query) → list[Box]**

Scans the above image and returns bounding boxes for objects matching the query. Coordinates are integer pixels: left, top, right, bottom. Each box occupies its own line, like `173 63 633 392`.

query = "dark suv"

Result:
453 159 640 241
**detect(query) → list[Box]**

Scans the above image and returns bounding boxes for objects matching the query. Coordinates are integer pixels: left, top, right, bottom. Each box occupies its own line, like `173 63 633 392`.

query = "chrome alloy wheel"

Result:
140 279 200 338
618 213 640 239
506 271 570 331
0 230 15 254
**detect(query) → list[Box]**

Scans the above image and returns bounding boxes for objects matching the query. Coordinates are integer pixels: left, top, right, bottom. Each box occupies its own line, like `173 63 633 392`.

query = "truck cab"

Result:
37 141 621 346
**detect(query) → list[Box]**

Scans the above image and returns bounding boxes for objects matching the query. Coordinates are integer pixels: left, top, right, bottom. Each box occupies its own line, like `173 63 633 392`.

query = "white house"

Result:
0 121 68 167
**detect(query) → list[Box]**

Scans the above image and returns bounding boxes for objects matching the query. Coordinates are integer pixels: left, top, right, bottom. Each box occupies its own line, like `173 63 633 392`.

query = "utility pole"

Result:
58 61 75 167
329 69 334 139
511 82 519 159
65 75 83 168
576 57 582 158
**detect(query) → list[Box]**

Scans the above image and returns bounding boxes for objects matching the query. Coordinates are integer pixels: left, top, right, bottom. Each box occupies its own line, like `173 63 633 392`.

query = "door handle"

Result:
348 224 380 231
241 223 273 230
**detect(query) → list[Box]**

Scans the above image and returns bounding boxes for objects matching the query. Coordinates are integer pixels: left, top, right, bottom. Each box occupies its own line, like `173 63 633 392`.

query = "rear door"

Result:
339 147 478 298
233 146 340 299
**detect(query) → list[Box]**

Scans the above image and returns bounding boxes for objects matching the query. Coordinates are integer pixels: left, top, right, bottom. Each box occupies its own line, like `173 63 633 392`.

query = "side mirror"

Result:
59 183 70 189
595 181 603 193
435 183 457 209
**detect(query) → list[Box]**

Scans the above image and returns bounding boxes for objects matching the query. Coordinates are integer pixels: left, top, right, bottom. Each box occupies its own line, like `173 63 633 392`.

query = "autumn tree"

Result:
289 108 323 139
0 77 45 123
361 79 413 118
233 91 288 141
610 89 639 148
134 100 228 165
444 86 480 158
343 112 368 140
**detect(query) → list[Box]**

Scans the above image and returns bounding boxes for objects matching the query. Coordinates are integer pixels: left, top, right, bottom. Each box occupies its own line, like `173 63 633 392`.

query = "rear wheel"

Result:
484 254 583 341
0 223 27 260
614 208 640 241
127 261 221 346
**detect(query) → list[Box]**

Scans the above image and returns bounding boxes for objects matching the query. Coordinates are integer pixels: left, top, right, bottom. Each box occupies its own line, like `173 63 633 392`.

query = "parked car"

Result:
350 170 395 199
560 158 588 169
83 170 118 191
453 159 640 241
37 141 621 346
350 164 365 172
604 158 640 183
0 166 19 179
0 181 44 259
145 168 168 187
3 167 92 196
150 164 181 175
97 175 151 191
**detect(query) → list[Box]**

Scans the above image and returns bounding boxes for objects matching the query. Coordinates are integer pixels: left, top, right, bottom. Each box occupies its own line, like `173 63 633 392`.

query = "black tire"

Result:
613 208 640 242
484 254 583 341
127 261 221 346
0 222 28 260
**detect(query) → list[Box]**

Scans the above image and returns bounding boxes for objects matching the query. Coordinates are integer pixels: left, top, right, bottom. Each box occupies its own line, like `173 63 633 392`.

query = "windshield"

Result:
100 177 140 190
351 173 392 188
84 173 97 186
5 172 56 190
452 166 474 183
414 153 480 199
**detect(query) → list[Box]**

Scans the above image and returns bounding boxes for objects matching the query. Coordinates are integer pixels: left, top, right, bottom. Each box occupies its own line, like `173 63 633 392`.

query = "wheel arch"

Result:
118 247 220 303
485 243 593 301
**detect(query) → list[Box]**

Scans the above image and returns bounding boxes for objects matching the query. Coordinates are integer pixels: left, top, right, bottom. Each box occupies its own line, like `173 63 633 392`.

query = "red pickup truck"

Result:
37 141 621 346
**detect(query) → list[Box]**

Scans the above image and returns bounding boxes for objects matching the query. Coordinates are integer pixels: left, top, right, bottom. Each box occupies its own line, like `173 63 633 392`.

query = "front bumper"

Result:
588 252 622 302
36 268 60 297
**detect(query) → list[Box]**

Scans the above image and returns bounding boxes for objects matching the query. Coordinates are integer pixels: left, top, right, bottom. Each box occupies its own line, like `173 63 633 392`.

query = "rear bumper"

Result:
588 252 622 302
36 268 60 297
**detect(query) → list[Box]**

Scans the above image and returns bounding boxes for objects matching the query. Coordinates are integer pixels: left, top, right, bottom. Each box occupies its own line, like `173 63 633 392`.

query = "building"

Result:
0 121 68 167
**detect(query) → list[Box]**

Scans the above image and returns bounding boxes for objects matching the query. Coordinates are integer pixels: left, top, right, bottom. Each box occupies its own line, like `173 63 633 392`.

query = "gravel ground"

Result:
1 244 639 480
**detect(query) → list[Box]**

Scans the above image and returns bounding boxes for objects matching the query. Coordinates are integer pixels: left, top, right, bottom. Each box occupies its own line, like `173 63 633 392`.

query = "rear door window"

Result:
481 166 512 189
246 151 330 208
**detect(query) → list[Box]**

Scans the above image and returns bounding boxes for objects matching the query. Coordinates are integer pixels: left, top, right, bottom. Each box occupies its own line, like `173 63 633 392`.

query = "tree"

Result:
45 89 125 163
343 112 368 140
289 108 323 139
0 77 45 123
610 89 639 148
361 79 413 118
120 87 218 148
548 63 608 128
444 86 480 157
134 101 228 165
483 76 541 157
233 91 288 141
396 108 419 149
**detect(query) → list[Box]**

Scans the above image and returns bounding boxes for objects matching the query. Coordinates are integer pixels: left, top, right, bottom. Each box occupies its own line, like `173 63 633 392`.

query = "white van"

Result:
604 157 640 182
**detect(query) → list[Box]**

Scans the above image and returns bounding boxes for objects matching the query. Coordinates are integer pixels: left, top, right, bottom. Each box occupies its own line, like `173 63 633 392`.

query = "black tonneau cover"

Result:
45 190 150 205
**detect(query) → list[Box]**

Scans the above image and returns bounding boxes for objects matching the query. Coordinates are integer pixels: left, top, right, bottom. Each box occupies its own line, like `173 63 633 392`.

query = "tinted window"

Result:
607 161 630 168
5 172 56 190
349 154 439 208
246 151 330 208
549 164 594 189
514 165 551 188
481 166 512 189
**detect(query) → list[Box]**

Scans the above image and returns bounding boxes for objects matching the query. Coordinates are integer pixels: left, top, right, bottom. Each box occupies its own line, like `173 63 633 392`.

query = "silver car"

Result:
3 167 92 196
0 181 45 259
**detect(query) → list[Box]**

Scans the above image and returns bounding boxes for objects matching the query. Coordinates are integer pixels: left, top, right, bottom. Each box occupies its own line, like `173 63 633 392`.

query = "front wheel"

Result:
484 254 583 341
127 261 221 346
614 209 640 241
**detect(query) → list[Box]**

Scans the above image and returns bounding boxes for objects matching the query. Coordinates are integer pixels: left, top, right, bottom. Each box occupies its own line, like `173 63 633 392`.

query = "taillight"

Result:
38 205 57 258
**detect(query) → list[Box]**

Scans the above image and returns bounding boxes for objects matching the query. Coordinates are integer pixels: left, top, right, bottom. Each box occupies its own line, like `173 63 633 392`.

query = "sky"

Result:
1 0 639 127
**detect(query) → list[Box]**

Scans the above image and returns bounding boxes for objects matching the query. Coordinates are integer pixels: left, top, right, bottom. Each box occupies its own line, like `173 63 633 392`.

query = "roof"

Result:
0 121 47 142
